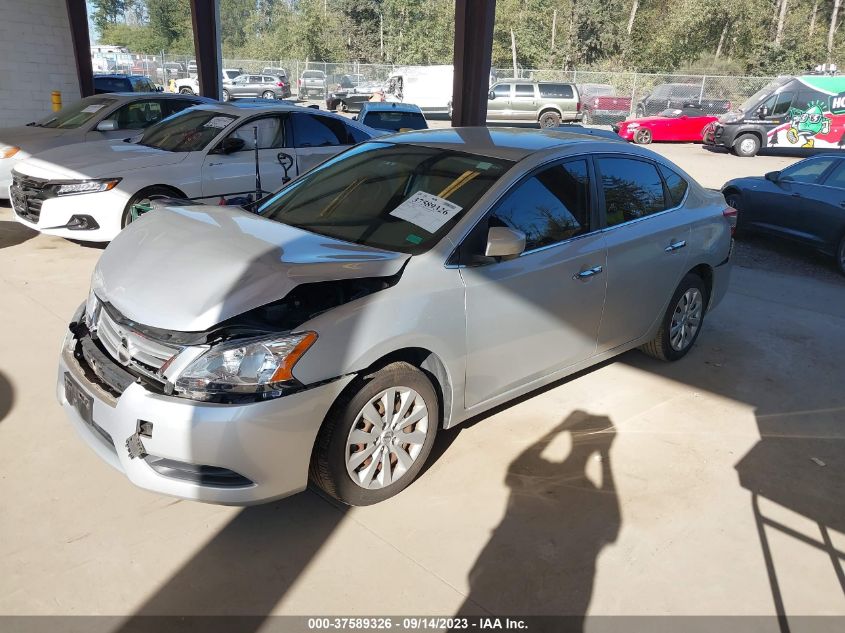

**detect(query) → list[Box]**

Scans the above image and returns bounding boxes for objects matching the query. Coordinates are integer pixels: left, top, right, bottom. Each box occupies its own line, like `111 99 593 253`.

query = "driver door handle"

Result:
665 240 687 252
207 161 223 167
573 265 603 280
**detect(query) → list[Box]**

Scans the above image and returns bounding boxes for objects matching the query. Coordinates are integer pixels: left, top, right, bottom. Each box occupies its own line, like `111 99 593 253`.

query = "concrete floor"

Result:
1 143 844 623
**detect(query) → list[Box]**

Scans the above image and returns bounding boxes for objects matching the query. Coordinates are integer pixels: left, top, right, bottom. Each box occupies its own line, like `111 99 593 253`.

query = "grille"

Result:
93 303 182 375
10 173 49 223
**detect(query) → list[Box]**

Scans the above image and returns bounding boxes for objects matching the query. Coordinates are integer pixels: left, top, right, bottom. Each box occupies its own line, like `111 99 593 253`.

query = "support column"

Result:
189 0 223 100
65 0 94 98
451 0 496 127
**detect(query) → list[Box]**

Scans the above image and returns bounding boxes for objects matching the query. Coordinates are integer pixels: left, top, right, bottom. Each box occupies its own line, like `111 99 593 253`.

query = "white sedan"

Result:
0 92 210 197
9 102 378 242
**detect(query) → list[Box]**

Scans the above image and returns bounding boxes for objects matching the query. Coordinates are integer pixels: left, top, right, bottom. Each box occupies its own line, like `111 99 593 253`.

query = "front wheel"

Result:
262 90 275 99
640 273 707 361
310 362 439 506
633 128 653 144
122 187 181 229
179 87 195 94
836 234 845 276
222 88 230 101
538 111 561 128
733 133 760 157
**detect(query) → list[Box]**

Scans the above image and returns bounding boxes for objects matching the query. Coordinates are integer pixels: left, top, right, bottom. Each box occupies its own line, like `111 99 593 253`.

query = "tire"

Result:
222 88 230 102
724 191 746 237
733 133 760 157
836 234 845 276
633 128 653 144
538 110 561 128
310 361 439 506
262 90 275 100
640 273 708 362
339 100 349 112
179 87 194 94
122 186 182 229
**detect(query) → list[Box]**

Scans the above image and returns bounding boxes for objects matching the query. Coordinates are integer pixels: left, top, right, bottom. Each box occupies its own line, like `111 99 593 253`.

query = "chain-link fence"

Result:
92 50 776 116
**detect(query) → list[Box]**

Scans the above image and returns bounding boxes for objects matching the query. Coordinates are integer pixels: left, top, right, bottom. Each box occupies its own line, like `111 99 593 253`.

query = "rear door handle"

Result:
207 161 224 167
665 240 687 252
573 265 603 280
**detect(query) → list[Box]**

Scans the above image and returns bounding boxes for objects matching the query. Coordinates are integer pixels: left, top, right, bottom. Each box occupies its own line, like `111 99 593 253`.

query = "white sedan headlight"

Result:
54 179 121 196
174 332 318 400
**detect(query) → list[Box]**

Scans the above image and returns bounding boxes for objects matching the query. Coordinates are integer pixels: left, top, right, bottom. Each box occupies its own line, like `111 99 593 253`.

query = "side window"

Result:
659 164 689 207
108 100 164 129
493 83 511 98
780 157 837 183
227 116 285 150
514 84 535 98
539 84 573 98
488 159 592 252
651 85 667 98
164 99 199 116
291 113 349 147
598 157 666 226
771 91 795 116
792 91 819 112
821 160 845 188
346 123 370 144
249 75 262 83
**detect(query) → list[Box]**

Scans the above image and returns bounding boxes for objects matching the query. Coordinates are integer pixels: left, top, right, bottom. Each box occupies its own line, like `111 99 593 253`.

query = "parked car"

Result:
704 74 845 157
175 68 244 95
299 70 327 98
579 83 631 125
223 74 291 101
356 102 428 132
262 67 290 83
157 62 187 80
94 74 160 94
486 81 582 128
722 154 845 274
326 79 383 112
613 106 719 144
56 127 732 506
0 93 210 198
10 102 376 242
636 83 731 117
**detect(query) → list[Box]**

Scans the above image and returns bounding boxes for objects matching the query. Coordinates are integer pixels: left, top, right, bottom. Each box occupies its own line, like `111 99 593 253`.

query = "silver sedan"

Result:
58 128 733 506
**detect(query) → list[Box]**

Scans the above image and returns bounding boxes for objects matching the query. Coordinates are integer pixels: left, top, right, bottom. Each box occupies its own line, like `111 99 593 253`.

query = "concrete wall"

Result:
0 0 80 128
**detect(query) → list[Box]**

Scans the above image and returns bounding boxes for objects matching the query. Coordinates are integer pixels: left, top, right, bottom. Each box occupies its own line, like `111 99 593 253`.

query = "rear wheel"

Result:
222 88 230 101
640 273 707 361
178 87 195 94
310 362 439 506
633 128 653 144
733 133 760 157
339 100 349 112
122 186 182 229
538 110 561 128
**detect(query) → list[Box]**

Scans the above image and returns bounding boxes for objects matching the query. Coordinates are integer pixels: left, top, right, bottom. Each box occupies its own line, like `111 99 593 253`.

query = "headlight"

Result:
1 145 20 159
174 332 318 400
54 179 121 196
626 122 640 129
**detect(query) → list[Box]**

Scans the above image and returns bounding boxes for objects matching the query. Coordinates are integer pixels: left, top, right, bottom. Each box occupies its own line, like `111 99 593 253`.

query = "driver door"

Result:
201 114 293 201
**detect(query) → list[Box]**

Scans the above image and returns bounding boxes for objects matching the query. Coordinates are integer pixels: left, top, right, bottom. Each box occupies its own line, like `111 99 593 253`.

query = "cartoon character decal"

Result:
785 101 831 147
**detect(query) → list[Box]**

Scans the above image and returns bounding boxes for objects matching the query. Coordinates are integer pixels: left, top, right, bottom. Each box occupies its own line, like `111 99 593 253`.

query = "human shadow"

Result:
456 410 620 625
0 371 13 424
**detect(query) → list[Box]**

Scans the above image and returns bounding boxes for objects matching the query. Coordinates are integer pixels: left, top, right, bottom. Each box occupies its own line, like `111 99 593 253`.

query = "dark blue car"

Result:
722 155 845 275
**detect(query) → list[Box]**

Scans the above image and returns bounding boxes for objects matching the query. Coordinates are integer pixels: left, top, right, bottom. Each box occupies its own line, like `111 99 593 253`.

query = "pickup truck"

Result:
636 83 731 117
299 70 327 98
579 83 631 125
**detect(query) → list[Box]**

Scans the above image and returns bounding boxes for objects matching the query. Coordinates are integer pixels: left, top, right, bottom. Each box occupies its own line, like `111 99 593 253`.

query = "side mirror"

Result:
352 115 358 120
488 90 495 100
96 119 118 132
215 136 246 154
764 170 781 182
757 106 769 119
485 227 526 259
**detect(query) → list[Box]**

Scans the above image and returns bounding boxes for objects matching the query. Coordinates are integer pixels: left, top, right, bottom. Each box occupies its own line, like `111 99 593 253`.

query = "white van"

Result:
386 66 455 114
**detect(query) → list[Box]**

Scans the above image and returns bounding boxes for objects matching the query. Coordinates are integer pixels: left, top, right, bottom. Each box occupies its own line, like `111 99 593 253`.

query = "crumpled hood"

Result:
95 204 410 331
13 139 186 180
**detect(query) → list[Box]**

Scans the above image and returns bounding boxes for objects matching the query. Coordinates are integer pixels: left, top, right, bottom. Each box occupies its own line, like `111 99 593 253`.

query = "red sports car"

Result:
613 107 718 144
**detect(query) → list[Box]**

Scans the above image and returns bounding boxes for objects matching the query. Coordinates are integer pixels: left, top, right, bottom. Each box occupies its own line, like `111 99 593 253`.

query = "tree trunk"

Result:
810 0 820 35
626 0 639 36
829 0 842 61
776 0 789 45
715 21 729 58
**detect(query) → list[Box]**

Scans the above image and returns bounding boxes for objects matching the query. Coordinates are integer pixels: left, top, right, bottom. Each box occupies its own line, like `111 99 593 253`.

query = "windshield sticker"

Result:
82 104 105 113
405 234 423 245
204 116 234 129
476 161 493 170
389 191 462 234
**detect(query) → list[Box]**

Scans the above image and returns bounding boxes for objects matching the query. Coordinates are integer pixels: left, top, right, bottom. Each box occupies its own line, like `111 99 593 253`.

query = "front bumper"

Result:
57 325 354 505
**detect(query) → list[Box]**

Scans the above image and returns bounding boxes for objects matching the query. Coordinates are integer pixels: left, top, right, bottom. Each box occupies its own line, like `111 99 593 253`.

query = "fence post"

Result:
699 75 706 103
630 73 638 115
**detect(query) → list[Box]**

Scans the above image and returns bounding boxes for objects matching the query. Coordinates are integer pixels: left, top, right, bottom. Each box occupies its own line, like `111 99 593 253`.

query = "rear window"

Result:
659 164 689 206
539 83 574 99
303 71 325 78
362 111 427 131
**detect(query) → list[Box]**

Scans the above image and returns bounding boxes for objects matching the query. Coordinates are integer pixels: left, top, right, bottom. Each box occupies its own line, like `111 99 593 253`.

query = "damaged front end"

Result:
70 267 404 406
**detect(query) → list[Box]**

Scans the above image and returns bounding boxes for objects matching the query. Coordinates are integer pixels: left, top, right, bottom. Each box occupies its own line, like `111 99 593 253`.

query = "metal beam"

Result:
451 0 496 127
65 0 94 98
189 0 223 100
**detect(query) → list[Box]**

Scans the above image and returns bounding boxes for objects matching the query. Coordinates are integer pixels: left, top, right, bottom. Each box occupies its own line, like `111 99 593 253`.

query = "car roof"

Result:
381 127 627 161
94 74 149 80
92 92 212 101
361 102 423 113
188 101 369 126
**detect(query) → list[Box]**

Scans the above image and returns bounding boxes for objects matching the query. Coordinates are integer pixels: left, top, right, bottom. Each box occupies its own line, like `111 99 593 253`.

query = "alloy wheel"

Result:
669 288 703 351
345 386 429 490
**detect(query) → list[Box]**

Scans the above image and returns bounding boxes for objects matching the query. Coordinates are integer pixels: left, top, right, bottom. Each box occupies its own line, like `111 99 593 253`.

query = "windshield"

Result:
224 70 241 80
35 96 117 129
258 142 514 255
138 109 236 152
738 78 792 112
362 111 427 131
